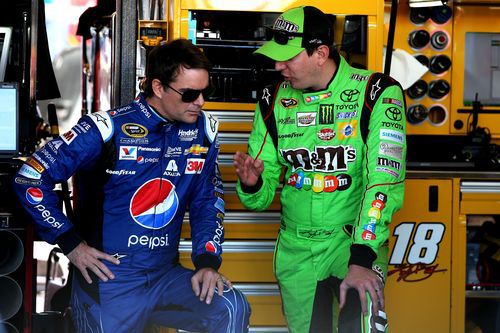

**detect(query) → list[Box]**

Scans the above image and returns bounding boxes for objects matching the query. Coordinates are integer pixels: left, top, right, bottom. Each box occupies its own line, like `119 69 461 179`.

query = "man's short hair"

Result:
144 39 212 97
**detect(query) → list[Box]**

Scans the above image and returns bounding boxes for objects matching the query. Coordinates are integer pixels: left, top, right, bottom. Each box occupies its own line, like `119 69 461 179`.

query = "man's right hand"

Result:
233 151 264 186
66 241 120 284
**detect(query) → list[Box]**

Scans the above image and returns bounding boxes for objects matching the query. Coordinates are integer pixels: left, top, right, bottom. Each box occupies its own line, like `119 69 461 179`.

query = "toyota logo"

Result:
385 107 402 121
340 89 360 102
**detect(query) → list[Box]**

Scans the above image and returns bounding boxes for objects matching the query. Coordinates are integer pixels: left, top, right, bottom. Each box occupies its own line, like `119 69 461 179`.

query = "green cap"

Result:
255 6 333 62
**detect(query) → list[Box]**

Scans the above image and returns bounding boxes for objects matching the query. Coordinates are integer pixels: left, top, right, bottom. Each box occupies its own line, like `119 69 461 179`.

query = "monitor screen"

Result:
0 27 12 82
0 82 18 156
464 32 500 106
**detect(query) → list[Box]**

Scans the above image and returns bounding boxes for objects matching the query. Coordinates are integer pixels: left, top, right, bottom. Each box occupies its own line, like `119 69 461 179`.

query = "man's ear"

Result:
151 79 165 98
316 45 330 65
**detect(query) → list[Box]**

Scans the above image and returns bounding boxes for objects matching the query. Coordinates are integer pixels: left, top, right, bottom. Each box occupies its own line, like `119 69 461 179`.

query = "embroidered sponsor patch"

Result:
280 98 298 108
379 142 403 160
19 164 42 179
379 129 405 144
61 130 77 145
318 104 335 124
122 123 148 138
119 146 137 160
203 111 218 144
89 111 114 141
15 177 42 186
26 157 45 173
297 112 317 127
382 98 402 107
337 121 358 139
185 158 205 174
214 197 225 213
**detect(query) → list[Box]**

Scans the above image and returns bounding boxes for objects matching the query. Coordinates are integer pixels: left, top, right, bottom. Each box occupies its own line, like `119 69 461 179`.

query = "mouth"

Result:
186 110 200 116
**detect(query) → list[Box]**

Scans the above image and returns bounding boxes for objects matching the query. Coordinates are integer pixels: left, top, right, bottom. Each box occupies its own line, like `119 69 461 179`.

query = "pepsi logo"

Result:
130 178 179 229
205 241 218 254
26 187 43 205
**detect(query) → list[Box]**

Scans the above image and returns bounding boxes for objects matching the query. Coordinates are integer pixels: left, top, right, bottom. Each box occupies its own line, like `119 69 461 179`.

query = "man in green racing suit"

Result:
234 6 406 333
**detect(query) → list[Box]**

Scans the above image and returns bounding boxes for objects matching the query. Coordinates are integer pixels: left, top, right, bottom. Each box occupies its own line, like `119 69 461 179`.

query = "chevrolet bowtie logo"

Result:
184 144 208 155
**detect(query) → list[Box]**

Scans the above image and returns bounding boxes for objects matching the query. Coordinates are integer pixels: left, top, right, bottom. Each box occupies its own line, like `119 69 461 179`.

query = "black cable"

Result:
384 0 399 75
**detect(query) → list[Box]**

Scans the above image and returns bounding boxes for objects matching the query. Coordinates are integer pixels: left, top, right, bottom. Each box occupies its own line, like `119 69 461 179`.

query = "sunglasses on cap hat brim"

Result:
266 28 305 45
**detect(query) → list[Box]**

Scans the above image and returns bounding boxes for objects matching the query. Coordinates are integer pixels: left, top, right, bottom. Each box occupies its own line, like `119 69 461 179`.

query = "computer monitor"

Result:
0 27 12 82
464 32 500 106
0 82 18 158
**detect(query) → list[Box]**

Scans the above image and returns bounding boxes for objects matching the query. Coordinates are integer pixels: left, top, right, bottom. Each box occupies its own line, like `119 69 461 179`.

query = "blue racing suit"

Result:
13 93 250 333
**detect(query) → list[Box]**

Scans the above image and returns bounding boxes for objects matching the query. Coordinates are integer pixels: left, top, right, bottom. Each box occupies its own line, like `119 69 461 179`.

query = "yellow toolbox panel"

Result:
179 241 276 283
236 284 286 327
459 181 500 214
181 211 281 240
386 178 454 333
209 110 254 133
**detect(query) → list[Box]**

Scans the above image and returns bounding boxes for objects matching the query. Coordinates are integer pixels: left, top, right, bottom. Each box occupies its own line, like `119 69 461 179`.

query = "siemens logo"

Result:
379 129 405 144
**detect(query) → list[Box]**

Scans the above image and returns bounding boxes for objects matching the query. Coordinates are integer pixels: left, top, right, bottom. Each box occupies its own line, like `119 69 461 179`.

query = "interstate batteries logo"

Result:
130 178 179 229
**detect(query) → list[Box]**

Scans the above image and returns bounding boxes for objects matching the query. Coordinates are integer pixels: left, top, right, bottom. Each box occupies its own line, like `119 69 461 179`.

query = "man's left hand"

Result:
339 264 384 315
191 268 233 304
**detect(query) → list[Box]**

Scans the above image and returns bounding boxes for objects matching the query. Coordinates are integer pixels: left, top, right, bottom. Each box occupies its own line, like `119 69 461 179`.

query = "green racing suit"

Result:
236 53 407 333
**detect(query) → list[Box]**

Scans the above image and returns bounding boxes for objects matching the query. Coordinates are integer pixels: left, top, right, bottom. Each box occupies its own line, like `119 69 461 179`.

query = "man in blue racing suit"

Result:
13 39 250 333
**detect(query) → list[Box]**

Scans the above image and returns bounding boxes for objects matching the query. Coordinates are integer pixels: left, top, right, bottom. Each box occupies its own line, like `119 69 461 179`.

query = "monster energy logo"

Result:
319 104 335 124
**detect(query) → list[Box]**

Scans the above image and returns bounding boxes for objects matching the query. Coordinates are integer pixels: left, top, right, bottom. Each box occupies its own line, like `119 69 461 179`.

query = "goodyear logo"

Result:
122 123 148 138
319 104 335 124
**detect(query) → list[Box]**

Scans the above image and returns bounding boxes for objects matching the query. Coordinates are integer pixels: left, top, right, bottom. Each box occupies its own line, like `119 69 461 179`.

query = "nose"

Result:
275 61 286 71
193 93 204 106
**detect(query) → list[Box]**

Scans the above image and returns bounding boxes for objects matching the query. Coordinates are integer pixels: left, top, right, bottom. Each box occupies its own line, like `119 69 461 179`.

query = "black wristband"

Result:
240 175 263 194
348 244 377 269
56 228 83 255
194 253 221 271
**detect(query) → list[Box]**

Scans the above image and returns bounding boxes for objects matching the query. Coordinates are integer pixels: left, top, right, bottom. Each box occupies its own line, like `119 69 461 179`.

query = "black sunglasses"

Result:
266 28 304 45
166 84 215 103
